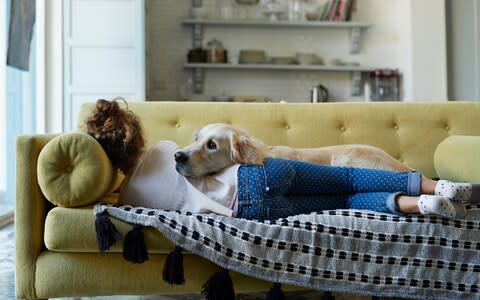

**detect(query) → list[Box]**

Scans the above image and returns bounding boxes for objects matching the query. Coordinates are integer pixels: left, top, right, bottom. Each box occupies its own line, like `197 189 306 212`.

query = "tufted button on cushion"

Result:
174 123 181 128
284 124 291 130
37 133 123 207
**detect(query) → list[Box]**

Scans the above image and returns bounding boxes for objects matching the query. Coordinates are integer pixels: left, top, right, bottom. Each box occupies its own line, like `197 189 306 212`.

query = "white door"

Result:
63 0 145 131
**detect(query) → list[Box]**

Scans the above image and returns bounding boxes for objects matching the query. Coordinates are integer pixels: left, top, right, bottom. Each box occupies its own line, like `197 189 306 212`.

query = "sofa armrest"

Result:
434 135 480 182
15 134 58 299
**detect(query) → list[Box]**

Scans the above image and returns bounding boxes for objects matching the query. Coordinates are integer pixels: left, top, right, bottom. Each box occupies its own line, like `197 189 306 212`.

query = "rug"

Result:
0 223 14 300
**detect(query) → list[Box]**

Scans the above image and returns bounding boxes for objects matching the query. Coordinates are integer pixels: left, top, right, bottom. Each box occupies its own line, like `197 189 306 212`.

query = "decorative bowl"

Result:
269 56 298 65
239 50 266 64
295 52 318 65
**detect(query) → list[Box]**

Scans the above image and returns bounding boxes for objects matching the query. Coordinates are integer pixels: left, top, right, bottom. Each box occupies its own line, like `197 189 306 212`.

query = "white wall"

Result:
447 0 480 101
146 0 448 102
45 0 63 133
409 0 447 101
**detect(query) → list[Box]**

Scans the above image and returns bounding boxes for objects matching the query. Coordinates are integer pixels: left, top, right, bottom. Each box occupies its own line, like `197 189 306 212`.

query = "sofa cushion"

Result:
44 204 176 253
37 133 123 207
434 135 480 182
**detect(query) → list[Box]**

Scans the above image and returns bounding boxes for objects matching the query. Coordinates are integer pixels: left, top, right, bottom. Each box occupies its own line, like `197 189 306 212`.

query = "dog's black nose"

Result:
174 151 188 163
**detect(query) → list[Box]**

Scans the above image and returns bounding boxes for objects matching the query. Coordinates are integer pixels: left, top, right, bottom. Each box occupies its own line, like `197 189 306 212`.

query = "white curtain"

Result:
1 0 37 209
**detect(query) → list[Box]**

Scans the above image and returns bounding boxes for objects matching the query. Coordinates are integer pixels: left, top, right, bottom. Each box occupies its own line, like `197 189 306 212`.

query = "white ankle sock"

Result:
417 195 464 219
435 180 472 202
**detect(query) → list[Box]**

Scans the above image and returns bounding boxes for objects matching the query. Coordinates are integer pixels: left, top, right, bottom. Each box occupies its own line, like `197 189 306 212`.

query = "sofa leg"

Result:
372 296 381 300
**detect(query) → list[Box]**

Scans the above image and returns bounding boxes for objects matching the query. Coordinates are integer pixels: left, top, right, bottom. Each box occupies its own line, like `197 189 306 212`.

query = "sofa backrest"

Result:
78 101 480 178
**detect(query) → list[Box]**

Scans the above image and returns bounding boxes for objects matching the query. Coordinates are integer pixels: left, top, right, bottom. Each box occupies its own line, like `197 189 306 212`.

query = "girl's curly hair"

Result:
84 97 145 175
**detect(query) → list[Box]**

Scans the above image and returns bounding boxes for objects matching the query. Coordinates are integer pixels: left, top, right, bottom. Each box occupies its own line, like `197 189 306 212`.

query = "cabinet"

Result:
182 18 373 97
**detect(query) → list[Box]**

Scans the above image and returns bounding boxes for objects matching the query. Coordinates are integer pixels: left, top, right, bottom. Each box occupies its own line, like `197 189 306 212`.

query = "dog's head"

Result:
174 123 265 177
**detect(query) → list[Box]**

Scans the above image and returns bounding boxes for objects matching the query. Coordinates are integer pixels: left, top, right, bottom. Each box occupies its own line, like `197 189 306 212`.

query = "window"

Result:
1 0 37 212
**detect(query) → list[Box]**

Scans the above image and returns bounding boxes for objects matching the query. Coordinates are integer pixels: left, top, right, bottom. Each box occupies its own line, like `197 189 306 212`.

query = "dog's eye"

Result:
206 140 217 150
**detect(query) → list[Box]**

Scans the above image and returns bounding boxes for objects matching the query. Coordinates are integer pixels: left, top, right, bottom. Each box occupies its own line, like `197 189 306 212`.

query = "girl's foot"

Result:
417 195 466 219
435 180 475 203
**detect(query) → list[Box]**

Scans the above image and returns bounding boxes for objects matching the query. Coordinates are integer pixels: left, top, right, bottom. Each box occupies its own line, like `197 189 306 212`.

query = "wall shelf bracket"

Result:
192 23 203 49
193 67 204 93
349 27 362 54
351 71 363 96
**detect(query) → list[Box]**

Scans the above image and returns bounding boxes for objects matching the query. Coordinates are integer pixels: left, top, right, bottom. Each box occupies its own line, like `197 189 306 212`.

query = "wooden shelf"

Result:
182 18 372 29
184 63 375 72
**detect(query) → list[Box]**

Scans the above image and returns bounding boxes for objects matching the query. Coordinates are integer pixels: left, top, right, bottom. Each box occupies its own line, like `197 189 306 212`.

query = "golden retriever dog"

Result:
174 123 412 177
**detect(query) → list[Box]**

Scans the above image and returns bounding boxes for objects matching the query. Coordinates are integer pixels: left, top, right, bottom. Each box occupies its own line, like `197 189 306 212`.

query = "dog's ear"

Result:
230 130 265 165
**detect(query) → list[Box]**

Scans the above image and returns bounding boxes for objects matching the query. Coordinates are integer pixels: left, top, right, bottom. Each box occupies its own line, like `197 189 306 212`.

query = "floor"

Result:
0 218 402 300
0 223 14 300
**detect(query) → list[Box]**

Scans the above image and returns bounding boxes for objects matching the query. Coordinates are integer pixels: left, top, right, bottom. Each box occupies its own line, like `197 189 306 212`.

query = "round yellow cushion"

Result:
37 133 123 207
434 135 480 182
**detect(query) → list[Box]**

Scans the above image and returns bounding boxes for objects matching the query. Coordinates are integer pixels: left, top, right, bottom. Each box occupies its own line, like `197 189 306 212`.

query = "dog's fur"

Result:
174 123 412 177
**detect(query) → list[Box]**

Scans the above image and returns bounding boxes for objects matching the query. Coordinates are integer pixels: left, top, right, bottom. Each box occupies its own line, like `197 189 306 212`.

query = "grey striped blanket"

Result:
94 203 480 299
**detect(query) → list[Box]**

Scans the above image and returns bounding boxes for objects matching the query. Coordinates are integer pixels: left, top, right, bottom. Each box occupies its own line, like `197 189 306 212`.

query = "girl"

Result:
84 98 478 221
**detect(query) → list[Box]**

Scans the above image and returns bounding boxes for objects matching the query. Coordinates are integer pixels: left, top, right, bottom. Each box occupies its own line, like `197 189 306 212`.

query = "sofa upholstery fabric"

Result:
44 205 175 253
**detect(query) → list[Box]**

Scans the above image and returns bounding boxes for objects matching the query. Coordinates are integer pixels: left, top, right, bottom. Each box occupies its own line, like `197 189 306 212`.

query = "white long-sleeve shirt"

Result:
119 141 239 216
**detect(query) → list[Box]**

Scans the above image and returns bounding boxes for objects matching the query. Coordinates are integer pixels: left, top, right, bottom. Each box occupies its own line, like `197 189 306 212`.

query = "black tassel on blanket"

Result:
201 267 235 300
321 291 335 300
95 212 121 252
123 224 149 263
162 246 185 285
266 282 285 300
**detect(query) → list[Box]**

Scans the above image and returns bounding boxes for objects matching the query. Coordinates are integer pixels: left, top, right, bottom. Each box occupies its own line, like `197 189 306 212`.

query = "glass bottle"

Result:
215 0 233 20
206 39 225 63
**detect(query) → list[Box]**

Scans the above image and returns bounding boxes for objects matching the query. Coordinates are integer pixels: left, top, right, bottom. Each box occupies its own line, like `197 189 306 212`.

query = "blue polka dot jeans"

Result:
236 158 421 221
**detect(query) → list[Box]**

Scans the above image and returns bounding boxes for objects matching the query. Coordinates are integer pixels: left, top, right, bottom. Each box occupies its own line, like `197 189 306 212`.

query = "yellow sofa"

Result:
15 101 480 299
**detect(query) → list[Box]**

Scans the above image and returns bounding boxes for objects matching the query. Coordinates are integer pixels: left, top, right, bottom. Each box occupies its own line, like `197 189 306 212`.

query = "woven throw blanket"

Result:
94 203 480 300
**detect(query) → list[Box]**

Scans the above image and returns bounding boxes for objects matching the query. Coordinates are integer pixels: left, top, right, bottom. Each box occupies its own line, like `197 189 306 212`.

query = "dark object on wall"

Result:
311 84 329 103
7 0 36 71
187 48 207 63
369 69 400 101
236 0 260 4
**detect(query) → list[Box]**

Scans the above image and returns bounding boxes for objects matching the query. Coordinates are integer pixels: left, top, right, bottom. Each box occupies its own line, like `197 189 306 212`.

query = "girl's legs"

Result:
269 158 479 203
346 192 465 218
266 158 421 196
395 195 422 213
263 158 469 218
289 193 465 218
420 176 437 194
238 159 470 219
398 194 466 219
397 195 466 218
